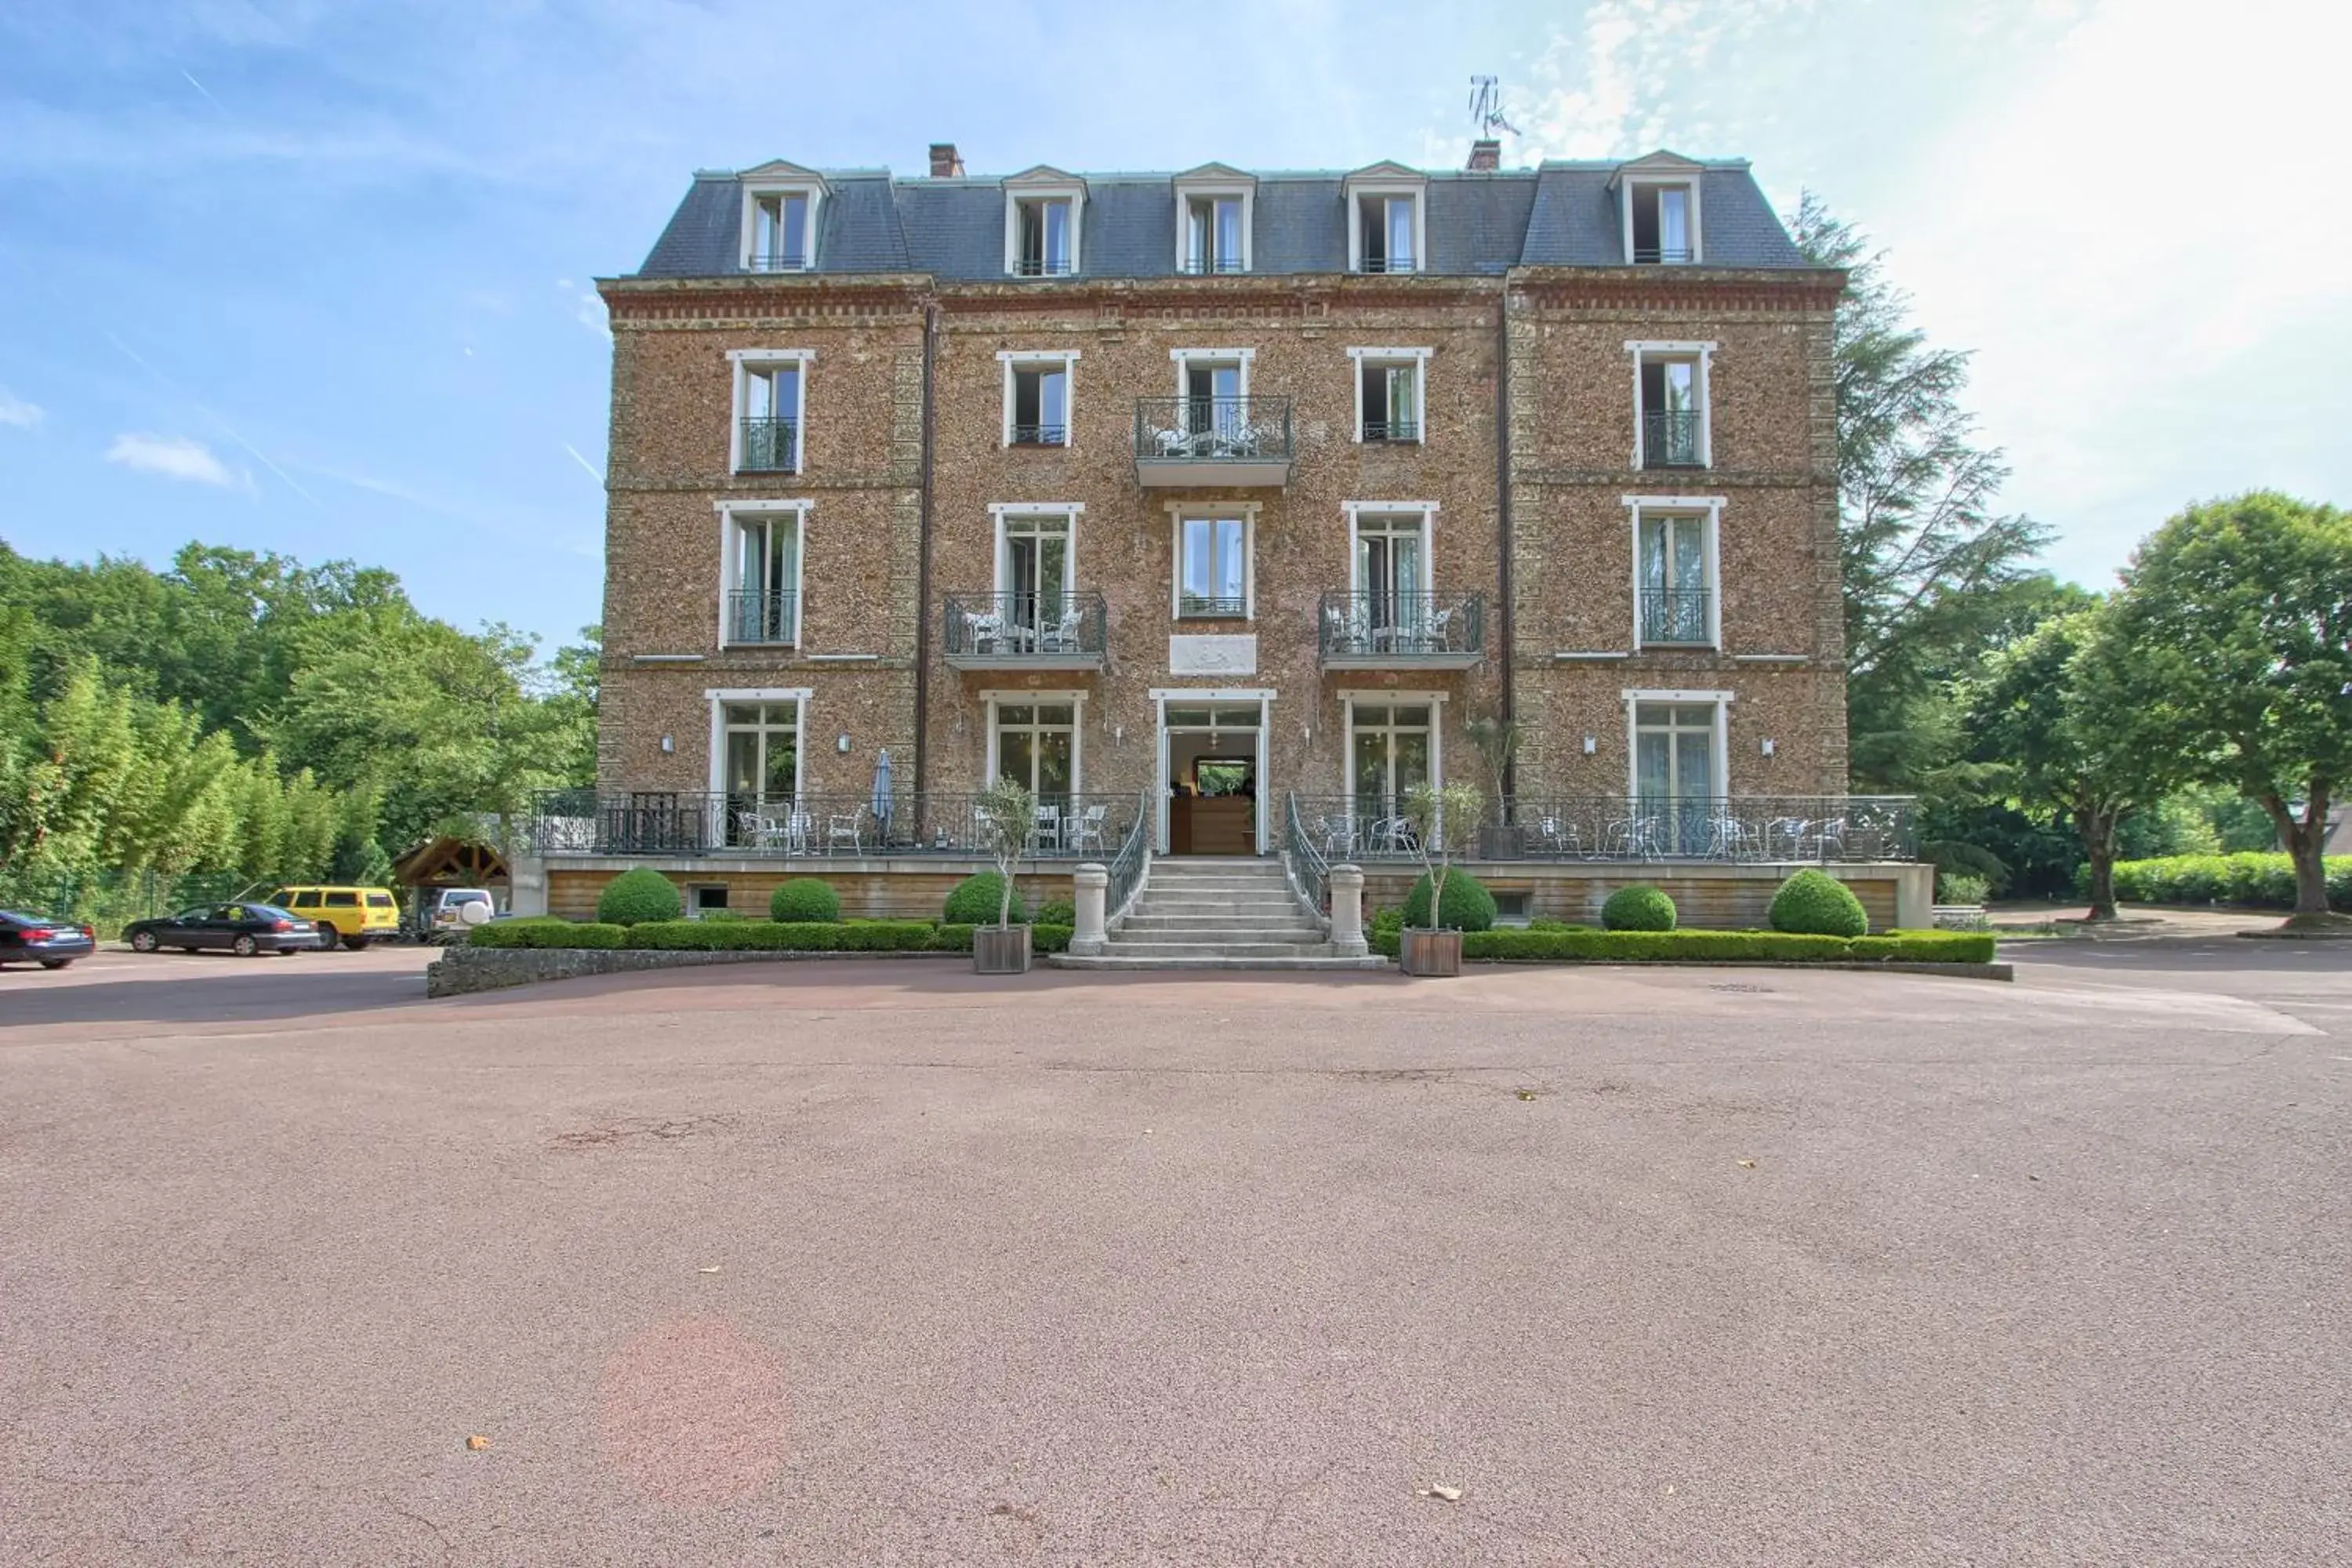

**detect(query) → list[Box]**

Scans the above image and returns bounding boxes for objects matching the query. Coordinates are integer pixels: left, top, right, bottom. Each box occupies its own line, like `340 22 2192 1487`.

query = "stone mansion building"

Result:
550 140 1900 927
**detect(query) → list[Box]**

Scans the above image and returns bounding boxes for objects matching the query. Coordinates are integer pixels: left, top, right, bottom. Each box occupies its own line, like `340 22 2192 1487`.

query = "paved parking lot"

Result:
2 939 2347 1563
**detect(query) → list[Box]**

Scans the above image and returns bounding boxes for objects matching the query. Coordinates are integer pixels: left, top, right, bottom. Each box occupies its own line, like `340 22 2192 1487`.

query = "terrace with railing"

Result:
1288 795 1916 864
527 790 1145 861
1317 590 1484 668
1132 396 1293 487
942 591 1107 669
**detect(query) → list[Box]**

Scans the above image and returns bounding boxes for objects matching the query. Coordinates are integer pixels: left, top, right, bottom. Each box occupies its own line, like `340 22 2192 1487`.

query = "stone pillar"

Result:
1071 862 1109 956
509 854 550 917
1328 863 1368 956
1892 862 1935 931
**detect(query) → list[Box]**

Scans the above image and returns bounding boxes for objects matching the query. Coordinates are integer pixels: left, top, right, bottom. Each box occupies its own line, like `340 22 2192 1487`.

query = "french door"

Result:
1350 701 1433 823
1633 701 1718 854
722 700 801 844
998 515 1072 640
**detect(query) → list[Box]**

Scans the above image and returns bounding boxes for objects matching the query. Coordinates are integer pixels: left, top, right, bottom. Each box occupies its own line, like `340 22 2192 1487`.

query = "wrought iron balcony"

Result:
1012 257 1076 278
1317 590 1485 669
526 789 1143 860
1633 246 1696 264
745 252 810 272
1178 257 1248 275
1132 396 1294 487
724 590 798 647
942 590 1107 669
1008 423 1067 447
1639 587 1713 646
1361 418 1421 443
1641 408 1704 469
737 416 799 473
1356 256 1418 274
1494 796 1918 863
1175 593 1247 620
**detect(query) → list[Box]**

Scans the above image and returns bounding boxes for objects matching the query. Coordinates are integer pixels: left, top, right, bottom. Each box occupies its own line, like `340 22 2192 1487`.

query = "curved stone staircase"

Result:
1051 858 1389 971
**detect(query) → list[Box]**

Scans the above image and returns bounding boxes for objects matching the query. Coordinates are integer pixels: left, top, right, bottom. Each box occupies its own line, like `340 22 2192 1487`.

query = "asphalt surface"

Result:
2 939 2347 1564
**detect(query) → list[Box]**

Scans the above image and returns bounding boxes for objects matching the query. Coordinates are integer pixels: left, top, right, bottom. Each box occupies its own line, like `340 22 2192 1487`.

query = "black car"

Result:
122 903 319 957
0 909 98 970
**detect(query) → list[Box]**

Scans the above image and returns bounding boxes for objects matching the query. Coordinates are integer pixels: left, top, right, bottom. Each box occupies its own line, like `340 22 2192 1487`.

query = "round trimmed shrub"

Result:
1602 884 1677 932
769 877 843 923
1769 869 1868 937
1033 898 1076 927
944 872 1025 926
597 867 681 926
1403 871 1497 931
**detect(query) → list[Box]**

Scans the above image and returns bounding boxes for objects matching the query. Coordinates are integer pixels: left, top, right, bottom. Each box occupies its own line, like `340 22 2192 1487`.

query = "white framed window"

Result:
1171 346 1254 447
1622 179 1702 265
1004 168 1086 278
728 348 813 474
991 504 1078 598
1168 502 1256 620
713 499 810 649
1621 690 1733 845
1346 347 1431 443
1625 340 1714 471
998 350 1078 447
1340 689 1450 822
705 687 811 808
738 167 825 272
984 691 1086 802
1173 168 1254 274
1624 495 1724 649
1345 167 1427 274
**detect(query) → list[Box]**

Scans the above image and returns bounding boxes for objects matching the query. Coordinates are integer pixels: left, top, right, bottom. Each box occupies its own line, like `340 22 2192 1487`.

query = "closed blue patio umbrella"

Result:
871 748 895 845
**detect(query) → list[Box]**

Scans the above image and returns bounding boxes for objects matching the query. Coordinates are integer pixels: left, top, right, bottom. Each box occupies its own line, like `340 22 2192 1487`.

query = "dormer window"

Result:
1004 169 1086 278
736 163 826 273
1343 165 1427 276
1614 156 1705 266
1172 166 1254 275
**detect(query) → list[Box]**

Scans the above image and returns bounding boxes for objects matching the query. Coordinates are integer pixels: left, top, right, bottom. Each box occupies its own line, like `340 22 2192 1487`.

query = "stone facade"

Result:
590 164 1847 856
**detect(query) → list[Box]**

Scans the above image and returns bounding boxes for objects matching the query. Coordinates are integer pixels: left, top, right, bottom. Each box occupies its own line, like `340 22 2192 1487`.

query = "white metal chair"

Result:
826 809 865 855
1320 815 1356 858
1040 604 1085 654
964 611 1004 655
1070 804 1109 854
1424 606 1454 653
1033 804 1064 852
1534 815 1577 858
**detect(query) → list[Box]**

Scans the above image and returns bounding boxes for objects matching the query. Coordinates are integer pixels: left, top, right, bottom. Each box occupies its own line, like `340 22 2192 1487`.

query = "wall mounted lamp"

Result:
659 735 675 753
1581 735 1597 755
836 733 851 754
1761 738 1777 757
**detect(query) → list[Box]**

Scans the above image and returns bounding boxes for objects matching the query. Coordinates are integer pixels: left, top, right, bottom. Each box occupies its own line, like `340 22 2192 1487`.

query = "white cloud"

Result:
104 432 240 487
0 386 42 428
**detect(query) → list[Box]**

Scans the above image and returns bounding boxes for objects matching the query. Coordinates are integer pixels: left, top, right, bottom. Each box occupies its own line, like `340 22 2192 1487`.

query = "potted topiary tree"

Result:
1463 712 1525 860
969 778 1036 974
1398 779 1486 976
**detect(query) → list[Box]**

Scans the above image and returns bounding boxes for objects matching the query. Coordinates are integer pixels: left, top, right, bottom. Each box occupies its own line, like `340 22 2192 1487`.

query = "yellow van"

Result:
268 885 402 949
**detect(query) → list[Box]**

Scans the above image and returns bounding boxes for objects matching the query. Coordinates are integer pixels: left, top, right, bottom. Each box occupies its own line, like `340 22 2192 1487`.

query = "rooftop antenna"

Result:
1469 76 1520 140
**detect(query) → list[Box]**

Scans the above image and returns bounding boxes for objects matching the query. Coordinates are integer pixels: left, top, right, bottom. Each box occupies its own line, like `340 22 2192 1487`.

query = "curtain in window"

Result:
1386 365 1417 435
1658 188 1689 258
1215 198 1242 267
1043 202 1070 271
1386 198 1414 269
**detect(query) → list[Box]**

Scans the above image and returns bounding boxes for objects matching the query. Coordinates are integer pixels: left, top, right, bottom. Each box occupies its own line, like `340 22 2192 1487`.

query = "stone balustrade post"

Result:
1328 863 1368 956
1071 862 1109 956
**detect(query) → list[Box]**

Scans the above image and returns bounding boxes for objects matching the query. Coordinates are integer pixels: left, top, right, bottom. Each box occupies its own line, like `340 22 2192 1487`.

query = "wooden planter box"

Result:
1477 824 1526 860
1399 928 1464 977
972 924 1033 975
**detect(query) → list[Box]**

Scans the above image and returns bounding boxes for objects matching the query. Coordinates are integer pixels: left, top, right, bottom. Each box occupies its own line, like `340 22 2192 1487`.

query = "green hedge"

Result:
469 918 1073 955
2090 852 2351 911
1367 927 1995 965
597 867 682 926
768 878 843 922
470 919 627 950
1602 884 1677 931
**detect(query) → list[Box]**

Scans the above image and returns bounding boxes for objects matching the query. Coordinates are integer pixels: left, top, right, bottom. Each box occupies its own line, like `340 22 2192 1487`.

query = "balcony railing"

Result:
1356 257 1418 274
1641 409 1704 469
1013 257 1076 278
1318 590 1485 667
1361 418 1421 443
1633 246 1695 264
738 416 799 473
525 789 1143 860
1133 396 1294 486
746 252 810 272
1175 593 1247 619
725 590 798 647
1639 587 1712 646
942 590 1107 667
1178 257 1247 275
1009 423 1067 447
1288 795 1915 863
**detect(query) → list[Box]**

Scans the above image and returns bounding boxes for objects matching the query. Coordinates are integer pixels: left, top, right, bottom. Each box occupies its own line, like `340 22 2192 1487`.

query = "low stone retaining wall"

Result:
426 945 960 998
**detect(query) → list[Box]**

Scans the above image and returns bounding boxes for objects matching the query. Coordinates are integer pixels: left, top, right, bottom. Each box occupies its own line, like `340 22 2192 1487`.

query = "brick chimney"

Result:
928 143 964 178
1466 140 1501 172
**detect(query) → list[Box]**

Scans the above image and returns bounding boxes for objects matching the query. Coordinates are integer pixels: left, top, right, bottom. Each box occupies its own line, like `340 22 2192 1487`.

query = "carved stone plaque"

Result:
1167 634 1258 676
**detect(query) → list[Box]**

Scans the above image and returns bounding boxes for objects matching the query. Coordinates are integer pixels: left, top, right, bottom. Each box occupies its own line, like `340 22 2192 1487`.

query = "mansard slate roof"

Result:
630 155 1811 280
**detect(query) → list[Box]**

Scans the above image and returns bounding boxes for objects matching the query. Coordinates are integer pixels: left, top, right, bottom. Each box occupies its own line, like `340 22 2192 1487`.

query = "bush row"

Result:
2087 853 2351 911
473 917 1074 954
1367 927 1995 965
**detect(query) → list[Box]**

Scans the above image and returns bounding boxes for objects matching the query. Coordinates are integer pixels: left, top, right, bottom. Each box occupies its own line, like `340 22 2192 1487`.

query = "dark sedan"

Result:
122 903 319 957
0 910 98 970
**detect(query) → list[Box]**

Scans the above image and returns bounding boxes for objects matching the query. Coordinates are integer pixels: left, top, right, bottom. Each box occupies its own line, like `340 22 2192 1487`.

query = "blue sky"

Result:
2 0 2343 655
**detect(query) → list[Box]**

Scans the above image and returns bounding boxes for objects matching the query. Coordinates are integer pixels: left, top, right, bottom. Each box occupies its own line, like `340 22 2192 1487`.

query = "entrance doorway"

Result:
1157 695 1269 855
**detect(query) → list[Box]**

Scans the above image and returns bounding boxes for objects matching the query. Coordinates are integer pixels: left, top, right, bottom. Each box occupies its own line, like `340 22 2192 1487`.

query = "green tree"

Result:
2106 493 2352 927
1965 606 2151 920
1791 194 2056 792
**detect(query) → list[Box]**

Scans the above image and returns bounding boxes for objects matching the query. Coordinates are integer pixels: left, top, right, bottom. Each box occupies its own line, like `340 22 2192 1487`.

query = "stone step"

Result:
1120 924 1327 940
1131 897 1303 914
1142 877 1293 892
1122 912 1323 929
1050 953 1392 972
1098 940 1340 959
